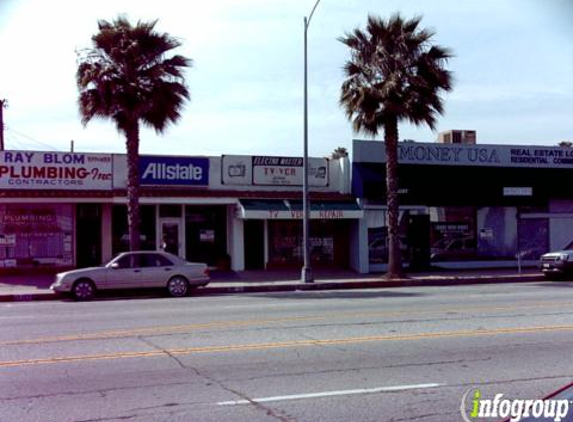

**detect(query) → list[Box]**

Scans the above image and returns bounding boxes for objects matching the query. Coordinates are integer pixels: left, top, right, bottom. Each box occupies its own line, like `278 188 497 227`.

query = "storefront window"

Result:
366 209 411 264
477 207 517 259
112 205 156 255
429 207 476 262
159 205 182 218
0 204 74 268
517 217 548 260
267 220 341 267
269 221 302 265
185 206 227 266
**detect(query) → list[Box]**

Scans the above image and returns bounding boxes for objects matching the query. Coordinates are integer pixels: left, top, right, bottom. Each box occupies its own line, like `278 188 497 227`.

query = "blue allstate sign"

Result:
139 156 209 186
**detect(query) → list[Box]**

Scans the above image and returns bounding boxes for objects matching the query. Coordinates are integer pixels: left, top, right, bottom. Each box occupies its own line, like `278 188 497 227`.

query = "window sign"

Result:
0 204 74 268
503 187 533 196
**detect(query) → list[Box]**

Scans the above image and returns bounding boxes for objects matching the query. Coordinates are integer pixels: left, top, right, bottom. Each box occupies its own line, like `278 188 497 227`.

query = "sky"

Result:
0 0 572 158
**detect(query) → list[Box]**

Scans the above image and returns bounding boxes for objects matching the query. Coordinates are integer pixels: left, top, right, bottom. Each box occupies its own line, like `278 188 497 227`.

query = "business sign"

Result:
139 156 209 186
356 141 573 169
238 208 363 220
0 151 112 190
221 155 252 185
222 155 328 186
503 187 533 196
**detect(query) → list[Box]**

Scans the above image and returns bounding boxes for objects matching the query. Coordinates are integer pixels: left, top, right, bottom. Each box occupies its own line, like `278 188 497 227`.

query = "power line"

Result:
4 126 61 151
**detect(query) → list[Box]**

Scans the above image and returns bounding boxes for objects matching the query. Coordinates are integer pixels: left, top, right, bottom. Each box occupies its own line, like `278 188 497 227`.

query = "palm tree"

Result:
339 14 452 278
77 16 191 251
331 147 349 159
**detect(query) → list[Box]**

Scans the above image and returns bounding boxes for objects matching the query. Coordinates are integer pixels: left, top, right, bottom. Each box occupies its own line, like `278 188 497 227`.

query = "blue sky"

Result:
0 0 571 157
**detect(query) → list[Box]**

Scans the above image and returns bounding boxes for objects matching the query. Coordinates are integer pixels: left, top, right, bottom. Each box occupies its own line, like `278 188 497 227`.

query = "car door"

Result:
139 253 176 288
105 254 145 289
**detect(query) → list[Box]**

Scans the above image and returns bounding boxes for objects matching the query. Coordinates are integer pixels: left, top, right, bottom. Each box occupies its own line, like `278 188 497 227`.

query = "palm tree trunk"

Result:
126 121 141 251
385 117 404 278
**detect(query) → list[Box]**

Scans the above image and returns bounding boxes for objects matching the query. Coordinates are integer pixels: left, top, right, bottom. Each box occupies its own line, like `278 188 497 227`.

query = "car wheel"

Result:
167 276 189 297
72 279 96 301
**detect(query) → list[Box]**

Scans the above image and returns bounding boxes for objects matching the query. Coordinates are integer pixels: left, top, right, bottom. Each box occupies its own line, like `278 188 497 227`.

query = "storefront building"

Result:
352 139 573 273
0 150 360 273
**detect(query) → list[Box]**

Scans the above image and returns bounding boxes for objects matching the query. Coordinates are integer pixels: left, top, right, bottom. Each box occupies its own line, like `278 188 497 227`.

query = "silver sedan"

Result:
51 251 210 300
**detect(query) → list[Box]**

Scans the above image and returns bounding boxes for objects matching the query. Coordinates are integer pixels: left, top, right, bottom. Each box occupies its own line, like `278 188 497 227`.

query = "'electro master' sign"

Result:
139 156 209 186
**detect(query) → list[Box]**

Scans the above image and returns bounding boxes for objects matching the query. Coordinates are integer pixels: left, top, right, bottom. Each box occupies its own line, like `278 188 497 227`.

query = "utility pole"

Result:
301 0 322 283
0 99 6 151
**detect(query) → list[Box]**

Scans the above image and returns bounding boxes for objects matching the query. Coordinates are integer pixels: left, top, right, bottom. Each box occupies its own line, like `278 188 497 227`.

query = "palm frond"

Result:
76 16 191 135
339 12 453 137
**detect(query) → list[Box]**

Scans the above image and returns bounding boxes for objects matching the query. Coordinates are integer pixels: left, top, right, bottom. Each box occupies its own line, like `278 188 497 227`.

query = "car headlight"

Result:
560 254 569 261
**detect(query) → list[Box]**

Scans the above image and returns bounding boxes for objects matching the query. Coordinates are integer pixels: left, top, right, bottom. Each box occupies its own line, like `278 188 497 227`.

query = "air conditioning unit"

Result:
438 130 476 144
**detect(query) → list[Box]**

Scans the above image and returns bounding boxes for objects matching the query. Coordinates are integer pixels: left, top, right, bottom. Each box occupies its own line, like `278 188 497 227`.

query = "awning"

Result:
237 199 363 220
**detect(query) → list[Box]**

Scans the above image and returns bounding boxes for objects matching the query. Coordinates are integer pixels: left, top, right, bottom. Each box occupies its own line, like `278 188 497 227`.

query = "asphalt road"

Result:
1 280 573 422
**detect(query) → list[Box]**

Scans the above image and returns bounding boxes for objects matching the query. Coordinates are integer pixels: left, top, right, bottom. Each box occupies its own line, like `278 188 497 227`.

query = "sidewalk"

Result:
0 267 545 302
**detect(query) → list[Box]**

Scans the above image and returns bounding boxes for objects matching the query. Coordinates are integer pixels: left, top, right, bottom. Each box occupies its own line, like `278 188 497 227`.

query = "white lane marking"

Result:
217 382 442 405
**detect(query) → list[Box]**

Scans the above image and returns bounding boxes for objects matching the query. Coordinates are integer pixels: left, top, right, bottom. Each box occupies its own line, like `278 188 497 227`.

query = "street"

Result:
1 280 573 422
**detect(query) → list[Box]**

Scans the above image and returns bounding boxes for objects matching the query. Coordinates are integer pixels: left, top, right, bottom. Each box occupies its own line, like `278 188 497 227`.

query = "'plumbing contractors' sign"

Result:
0 151 113 190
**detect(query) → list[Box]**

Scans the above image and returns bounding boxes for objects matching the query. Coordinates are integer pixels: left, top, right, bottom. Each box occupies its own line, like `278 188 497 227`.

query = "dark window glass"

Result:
156 255 173 266
112 205 156 255
159 205 182 218
140 253 173 267
115 255 133 269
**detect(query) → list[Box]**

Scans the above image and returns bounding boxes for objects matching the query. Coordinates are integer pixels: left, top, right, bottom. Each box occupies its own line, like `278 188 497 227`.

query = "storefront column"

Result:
229 208 245 271
350 218 369 273
264 220 269 268
101 204 113 263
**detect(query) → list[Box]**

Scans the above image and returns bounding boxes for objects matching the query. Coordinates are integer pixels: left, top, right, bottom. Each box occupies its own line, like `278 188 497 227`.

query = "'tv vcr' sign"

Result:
139 156 209 186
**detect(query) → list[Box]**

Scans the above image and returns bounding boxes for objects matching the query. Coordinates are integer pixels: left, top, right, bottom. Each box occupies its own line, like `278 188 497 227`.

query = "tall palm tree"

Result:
339 14 452 278
331 146 349 159
77 16 191 251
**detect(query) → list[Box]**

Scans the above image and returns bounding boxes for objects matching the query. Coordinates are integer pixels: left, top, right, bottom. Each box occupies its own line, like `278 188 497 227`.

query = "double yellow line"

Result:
2 324 573 368
3 300 572 347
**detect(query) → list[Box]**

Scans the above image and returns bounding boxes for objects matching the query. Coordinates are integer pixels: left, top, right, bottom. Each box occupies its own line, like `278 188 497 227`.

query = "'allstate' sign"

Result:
139 156 209 186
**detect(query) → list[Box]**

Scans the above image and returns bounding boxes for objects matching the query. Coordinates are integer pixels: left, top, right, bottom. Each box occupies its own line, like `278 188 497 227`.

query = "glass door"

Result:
160 219 183 257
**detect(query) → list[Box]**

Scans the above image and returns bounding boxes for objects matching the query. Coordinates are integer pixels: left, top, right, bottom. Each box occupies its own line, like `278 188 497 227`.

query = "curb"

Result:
0 274 546 302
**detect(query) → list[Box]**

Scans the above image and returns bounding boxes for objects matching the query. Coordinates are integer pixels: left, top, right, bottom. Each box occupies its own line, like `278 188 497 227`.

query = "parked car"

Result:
51 251 210 300
430 237 476 261
540 249 573 279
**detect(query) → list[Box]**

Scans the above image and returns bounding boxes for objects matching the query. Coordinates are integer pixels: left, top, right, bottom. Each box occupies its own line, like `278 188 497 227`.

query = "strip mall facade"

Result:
4 140 573 275
0 151 361 272
352 140 573 273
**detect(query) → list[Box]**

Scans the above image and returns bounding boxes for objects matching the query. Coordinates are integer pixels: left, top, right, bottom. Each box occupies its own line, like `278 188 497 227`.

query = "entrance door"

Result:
244 220 265 270
408 214 430 270
160 219 183 257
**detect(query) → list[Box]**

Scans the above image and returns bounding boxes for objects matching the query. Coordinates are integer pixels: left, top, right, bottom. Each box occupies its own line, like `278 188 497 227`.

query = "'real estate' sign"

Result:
356 141 573 169
0 151 112 190
139 155 209 186
222 155 329 186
